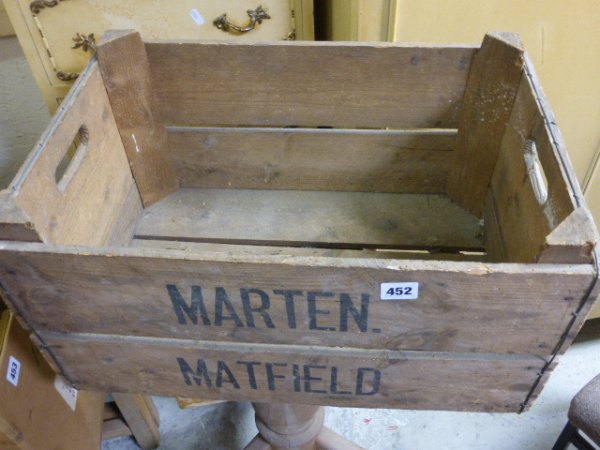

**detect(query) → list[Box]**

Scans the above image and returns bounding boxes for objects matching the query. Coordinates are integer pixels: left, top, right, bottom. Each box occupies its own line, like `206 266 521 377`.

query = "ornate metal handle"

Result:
30 0 96 81
213 5 270 34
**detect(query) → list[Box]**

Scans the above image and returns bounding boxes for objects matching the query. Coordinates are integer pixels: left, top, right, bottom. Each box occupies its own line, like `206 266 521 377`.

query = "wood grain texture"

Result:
102 418 132 440
8 62 138 247
130 239 487 262
537 208 598 264
0 192 41 242
482 191 507 263
112 394 160 449
554 247 600 355
168 128 456 194
0 242 593 356
42 332 547 412
447 32 525 216
97 30 178 207
134 188 483 250
167 127 455 193
489 71 580 263
145 41 475 128
106 182 144 247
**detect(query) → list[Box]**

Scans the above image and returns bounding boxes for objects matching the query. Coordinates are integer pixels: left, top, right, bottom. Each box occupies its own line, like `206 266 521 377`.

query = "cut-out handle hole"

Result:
524 139 548 205
55 125 89 192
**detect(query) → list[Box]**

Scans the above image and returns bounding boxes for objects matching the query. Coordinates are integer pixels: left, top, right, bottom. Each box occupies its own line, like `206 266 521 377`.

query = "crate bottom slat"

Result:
134 188 484 252
41 331 551 413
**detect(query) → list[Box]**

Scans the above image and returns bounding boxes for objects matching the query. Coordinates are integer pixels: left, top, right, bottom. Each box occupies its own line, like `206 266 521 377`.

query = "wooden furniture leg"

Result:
245 403 364 450
112 393 160 449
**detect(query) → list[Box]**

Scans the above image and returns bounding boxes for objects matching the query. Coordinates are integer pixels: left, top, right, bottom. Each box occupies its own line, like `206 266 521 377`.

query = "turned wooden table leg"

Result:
244 402 364 450
250 403 323 450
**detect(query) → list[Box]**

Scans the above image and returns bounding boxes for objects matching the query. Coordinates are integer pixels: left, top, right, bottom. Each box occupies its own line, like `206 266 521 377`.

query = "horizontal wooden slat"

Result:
131 239 486 262
167 127 455 193
0 242 593 356
134 188 483 250
146 41 475 128
43 332 547 412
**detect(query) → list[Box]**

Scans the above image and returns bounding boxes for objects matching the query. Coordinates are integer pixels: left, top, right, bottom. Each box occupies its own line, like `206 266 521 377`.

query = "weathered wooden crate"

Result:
0 30 597 413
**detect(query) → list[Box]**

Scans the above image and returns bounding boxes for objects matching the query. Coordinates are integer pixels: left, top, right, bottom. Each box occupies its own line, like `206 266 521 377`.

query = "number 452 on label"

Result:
380 282 419 300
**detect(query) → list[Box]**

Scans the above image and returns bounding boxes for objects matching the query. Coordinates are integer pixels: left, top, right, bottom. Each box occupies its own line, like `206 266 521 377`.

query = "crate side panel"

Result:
489 73 578 263
11 63 141 247
146 42 475 129
42 332 546 412
0 248 593 356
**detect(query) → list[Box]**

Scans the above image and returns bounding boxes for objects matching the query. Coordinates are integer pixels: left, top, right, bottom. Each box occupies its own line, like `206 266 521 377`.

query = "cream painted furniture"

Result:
4 0 313 112
0 2 14 36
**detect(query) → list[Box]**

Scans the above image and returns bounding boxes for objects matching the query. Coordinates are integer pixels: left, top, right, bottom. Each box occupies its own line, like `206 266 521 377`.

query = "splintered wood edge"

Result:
0 239 595 275
486 31 524 51
0 191 41 242
538 207 599 263
99 29 139 46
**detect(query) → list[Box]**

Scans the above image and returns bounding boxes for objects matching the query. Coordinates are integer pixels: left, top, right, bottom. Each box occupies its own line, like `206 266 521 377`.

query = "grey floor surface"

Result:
1 35 599 450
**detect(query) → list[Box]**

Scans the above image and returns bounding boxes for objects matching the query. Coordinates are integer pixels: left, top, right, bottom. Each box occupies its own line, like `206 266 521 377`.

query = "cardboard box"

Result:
0 310 104 449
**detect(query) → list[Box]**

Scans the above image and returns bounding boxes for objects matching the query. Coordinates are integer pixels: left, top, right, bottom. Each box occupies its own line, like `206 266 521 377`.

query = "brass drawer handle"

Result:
213 5 270 34
30 0 95 82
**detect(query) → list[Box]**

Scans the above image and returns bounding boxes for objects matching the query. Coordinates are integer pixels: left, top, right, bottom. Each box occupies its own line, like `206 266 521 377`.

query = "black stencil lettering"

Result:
356 368 382 396
237 361 262 390
167 284 211 325
307 291 336 331
265 363 287 391
292 364 302 392
303 365 327 394
214 287 244 327
176 357 212 387
240 288 275 329
216 360 240 389
339 293 370 332
273 289 303 329
330 367 352 395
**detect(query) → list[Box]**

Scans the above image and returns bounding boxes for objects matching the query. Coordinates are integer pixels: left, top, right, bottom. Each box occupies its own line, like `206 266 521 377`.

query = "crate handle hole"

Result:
55 125 89 193
524 139 548 205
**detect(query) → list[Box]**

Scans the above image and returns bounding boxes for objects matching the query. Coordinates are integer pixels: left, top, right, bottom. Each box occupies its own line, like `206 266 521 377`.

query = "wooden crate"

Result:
0 30 597 413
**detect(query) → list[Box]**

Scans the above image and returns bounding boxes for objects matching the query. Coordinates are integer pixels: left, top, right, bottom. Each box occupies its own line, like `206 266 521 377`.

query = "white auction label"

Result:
54 375 78 411
380 282 419 300
6 356 21 386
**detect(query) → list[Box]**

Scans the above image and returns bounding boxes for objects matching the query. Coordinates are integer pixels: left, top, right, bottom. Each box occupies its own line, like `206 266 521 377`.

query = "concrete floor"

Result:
1 35 600 450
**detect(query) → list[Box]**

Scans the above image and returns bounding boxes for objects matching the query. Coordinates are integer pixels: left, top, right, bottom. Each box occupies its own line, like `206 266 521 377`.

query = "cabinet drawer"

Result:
4 0 313 111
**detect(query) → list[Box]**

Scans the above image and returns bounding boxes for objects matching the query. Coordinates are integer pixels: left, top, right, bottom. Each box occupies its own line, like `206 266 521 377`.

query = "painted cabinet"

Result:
0 2 13 36
4 0 313 111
